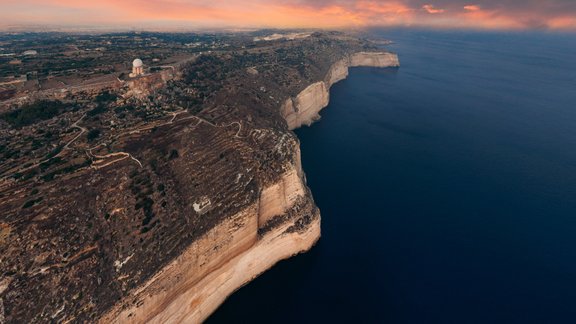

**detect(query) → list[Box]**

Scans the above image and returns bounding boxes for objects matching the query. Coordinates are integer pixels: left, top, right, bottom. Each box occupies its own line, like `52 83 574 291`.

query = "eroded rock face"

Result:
102 148 319 323
281 82 329 130
326 58 350 87
259 166 306 226
283 52 400 130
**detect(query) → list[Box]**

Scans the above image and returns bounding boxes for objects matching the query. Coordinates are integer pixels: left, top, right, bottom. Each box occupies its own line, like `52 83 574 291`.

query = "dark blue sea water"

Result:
208 30 576 323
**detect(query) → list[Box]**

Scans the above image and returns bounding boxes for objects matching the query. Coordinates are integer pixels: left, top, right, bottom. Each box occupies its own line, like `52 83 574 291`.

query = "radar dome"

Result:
132 59 143 67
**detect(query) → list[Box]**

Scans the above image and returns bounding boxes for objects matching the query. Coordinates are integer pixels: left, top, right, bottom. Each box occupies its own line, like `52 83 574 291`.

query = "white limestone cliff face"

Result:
326 58 350 87
259 167 307 226
102 147 319 323
281 82 329 131
282 51 399 130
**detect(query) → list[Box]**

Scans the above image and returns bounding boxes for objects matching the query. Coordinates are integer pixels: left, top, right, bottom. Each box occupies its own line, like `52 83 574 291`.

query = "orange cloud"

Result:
357 1 414 15
1 0 576 31
353 1 415 26
20 0 362 28
422 4 445 14
547 16 576 29
464 5 480 11
457 7 522 29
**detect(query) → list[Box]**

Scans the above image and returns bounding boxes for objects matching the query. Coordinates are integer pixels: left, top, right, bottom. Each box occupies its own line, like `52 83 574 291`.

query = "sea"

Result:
207 29 576 323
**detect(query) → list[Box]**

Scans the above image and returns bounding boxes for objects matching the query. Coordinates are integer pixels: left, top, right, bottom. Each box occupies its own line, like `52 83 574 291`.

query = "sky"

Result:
1 0 576 31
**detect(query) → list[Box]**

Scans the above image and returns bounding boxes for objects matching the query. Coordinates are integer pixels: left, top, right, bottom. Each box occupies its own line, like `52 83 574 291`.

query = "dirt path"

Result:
2 114 88 179
63 114 87 150
87 146 143 170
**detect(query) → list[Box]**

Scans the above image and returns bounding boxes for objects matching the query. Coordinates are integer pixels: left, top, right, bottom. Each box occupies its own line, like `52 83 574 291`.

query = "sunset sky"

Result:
2 0 576 31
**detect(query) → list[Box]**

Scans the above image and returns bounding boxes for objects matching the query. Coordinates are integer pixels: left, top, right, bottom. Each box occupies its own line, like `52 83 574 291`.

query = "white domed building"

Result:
130 58 144 77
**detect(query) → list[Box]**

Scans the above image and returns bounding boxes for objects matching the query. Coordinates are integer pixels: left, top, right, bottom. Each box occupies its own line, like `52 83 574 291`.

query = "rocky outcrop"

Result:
281 82 329 131
282 52 399 130
350 52 400 68
258 167 306 226
126 71 175 99
101 51 397 323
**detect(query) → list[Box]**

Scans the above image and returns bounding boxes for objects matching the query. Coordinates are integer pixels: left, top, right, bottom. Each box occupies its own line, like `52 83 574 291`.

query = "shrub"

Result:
168 149 179 160
1 100 72 127
95 91 117 103
87 129 101 142
22 197 42 209
22 200 36 209
87 104 108 117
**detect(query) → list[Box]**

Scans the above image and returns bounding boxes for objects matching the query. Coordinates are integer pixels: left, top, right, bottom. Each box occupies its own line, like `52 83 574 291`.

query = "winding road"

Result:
64 114 87 150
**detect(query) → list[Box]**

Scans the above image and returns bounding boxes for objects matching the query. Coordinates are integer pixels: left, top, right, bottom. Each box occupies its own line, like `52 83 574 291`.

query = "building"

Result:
23 50 38 56
130 58 144 78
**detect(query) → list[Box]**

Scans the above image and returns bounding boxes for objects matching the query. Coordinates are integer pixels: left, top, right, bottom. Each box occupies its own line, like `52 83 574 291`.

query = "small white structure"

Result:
23 50 38 56
193 197 212 215
130 58 144 77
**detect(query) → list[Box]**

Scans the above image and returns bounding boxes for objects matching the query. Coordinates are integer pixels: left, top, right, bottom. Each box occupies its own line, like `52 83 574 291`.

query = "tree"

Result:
87 129 101 142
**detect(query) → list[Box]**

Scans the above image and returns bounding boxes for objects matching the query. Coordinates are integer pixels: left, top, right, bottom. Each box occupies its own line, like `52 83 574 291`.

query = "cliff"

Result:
102 145 320 323
282 52 399 130
103 51 398 323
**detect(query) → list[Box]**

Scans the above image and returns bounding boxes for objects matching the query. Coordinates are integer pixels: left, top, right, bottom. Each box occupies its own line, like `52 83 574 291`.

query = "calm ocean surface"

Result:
208 30 576 323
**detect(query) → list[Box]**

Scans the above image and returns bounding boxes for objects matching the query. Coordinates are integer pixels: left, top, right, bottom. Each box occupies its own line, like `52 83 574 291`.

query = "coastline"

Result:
101 51 399 323
282 52 400 130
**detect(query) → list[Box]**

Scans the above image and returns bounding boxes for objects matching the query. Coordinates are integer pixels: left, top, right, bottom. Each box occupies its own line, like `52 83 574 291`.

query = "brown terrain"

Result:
0 31 398 323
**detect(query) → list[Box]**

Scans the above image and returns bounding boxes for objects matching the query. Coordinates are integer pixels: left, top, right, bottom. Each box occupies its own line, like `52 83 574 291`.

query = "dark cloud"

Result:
279 0 576 14
405 0 576 13
276 0 576 29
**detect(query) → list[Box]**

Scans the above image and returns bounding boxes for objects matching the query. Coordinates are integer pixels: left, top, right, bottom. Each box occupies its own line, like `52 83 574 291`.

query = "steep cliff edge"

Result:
102 51 398 323
102 145 320 323
282 52 399 130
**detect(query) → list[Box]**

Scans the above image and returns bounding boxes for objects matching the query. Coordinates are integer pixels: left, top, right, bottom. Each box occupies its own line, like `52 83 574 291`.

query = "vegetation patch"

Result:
86 129 101 142
95 91 117 103
1 100 73 128
87 104 108 117
22 197 43 209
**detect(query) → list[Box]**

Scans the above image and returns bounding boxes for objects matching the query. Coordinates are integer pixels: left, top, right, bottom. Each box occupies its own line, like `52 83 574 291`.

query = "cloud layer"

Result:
2 0 576 30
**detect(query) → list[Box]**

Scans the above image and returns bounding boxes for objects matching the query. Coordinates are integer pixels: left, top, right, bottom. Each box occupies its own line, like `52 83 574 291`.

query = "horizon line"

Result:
1 24 575 34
